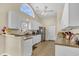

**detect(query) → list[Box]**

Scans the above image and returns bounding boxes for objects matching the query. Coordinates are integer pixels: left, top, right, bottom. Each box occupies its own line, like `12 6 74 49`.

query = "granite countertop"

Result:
55 39 79 48
13 34 33 40
0 29 41 40
0 32 40 39
0 33 33 40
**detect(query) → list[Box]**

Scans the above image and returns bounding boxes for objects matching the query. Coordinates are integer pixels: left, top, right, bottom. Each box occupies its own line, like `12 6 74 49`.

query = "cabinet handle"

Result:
24 37 32 40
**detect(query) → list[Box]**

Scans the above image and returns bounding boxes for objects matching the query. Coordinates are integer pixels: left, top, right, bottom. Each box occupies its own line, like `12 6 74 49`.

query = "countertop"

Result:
0 33 41 40
55 39 79 48
0 34 33 40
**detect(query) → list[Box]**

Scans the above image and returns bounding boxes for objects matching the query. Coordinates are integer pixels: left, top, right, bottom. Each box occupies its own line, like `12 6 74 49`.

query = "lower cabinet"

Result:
0 35 32 56
0 34 41 56
0 35 5 55
22 38 32 56
5 35 22 56
55 45 79 56
32 35 41 45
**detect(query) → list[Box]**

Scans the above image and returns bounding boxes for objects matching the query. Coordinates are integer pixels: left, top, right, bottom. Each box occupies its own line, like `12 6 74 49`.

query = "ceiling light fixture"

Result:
35 6 55 16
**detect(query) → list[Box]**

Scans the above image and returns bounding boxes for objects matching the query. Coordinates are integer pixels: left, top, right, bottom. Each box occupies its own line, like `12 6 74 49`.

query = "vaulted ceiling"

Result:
29 3 65 19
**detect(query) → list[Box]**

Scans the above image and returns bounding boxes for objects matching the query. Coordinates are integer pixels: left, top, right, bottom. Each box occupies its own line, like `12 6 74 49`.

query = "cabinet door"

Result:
32 35 41 45
0 35 5 55
8 11 26 29
31 20 42 30
69 3 79 26
35 35 41 43
32 36 35 45
8 11 18 29
61 3 69 29
23 39 32 56
5 35 22 56
55 45 79 56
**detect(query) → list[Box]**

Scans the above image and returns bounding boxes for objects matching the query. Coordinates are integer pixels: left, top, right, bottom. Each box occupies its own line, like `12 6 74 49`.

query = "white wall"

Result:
41 17 56 27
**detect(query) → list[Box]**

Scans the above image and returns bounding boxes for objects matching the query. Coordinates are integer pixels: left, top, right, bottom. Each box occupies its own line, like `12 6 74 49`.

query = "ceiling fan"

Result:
35 6 56 16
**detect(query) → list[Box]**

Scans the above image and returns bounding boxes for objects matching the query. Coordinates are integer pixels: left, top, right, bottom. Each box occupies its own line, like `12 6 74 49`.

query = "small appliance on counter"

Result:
32 30 39 35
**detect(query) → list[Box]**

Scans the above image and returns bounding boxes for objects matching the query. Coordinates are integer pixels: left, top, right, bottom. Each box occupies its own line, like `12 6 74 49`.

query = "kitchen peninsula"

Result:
0 29 41 56
55 39 79 56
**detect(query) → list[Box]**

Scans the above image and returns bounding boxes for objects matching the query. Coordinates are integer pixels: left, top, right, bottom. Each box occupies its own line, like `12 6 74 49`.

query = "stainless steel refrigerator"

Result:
39 27 46 42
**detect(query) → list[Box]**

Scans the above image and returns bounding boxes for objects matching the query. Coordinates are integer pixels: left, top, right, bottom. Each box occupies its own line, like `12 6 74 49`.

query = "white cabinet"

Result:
5 35 22 56
0 35 32 56
55 45 79 56
22 38 32 56
5 35 32 56
69 3 79 26
32 35 41 45
8 11 26 29
61 3 79 29
0 35 5 55
30 20 42 30
61 3 69 29
8 11 19 29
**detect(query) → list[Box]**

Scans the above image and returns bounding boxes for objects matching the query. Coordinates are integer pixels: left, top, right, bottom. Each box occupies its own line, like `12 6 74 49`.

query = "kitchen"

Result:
0 3 79 56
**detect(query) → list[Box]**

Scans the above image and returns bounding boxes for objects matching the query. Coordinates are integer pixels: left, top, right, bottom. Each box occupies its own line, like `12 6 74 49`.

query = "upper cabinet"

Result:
61 3 69 30
8 11 19 29
69 3 79 26
30 20 42 30
61 3 79 30
8 11 26 29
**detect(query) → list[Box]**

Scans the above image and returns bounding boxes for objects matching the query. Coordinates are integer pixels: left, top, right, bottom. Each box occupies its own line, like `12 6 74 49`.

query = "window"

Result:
20 4 34 17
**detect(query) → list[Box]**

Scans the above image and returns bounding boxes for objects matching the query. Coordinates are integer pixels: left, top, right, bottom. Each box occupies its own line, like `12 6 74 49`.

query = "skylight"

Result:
20 4 33 17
